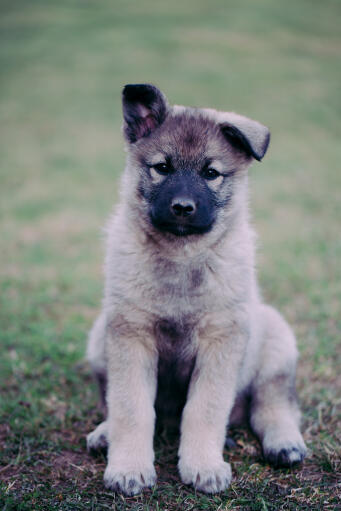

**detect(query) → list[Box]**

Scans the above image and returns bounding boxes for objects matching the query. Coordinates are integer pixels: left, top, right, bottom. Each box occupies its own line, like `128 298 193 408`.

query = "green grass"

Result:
0 0 340 509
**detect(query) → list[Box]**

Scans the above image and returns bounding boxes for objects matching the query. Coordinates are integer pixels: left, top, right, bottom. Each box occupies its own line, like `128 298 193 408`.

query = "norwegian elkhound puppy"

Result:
86 84 306 495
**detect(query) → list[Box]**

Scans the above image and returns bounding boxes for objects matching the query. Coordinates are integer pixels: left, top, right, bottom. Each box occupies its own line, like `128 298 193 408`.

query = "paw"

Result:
103 465 156 496
87 421 108 452
263 431 307 468
179 458 232 493
264 445 306 468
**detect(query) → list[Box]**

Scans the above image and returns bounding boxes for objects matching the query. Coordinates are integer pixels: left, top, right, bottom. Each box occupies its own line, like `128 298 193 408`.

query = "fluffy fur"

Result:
86 84 306 496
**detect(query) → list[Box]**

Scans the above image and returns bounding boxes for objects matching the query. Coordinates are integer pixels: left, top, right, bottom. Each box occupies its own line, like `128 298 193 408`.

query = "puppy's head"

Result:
121 84 270 240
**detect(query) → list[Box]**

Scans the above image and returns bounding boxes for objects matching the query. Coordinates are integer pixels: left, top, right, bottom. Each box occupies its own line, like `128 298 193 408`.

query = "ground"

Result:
0 0 340 509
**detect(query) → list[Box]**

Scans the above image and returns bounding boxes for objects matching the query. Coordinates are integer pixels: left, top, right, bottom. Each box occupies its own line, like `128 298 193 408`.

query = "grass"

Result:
0 0 340 509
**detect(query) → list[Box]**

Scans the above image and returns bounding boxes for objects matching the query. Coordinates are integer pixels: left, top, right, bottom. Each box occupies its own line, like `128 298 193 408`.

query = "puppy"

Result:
86 84 306 495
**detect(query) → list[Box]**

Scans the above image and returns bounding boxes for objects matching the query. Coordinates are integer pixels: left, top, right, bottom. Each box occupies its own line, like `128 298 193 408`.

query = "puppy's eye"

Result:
153 162 172 175
202 167 221 180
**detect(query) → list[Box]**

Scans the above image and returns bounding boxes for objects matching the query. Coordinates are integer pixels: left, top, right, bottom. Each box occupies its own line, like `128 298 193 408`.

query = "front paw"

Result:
104 464 156 496
178 457 232 493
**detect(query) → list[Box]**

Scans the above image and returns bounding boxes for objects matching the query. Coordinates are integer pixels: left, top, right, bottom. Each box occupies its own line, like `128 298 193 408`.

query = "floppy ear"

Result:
219 112 270 161
122 84 168 143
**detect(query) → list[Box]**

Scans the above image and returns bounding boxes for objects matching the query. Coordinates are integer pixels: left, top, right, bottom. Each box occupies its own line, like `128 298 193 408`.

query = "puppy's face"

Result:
122 85 270 238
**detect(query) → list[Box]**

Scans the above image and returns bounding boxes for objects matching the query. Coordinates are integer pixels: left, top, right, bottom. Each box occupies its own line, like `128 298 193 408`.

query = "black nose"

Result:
171 198 196 217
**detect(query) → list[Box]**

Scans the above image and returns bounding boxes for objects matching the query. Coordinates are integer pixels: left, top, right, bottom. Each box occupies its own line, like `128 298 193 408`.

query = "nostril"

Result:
172 203 184 216
171 198 196 217
184 204 194 214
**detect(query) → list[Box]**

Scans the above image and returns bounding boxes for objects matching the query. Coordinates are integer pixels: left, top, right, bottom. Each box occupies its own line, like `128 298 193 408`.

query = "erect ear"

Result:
219 112 270 161
122 84 168 143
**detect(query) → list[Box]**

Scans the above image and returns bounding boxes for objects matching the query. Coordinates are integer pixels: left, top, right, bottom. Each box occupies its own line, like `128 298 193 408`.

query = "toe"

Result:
103 467 156 496
181 461 232 494
265 445 306 468
87 431 108 452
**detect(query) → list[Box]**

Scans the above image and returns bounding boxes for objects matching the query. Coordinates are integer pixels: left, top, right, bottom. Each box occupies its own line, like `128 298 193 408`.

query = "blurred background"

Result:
1 0 340 508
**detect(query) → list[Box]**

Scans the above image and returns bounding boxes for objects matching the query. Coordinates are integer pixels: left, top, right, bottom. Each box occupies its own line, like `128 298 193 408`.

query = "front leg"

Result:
104 318 158 496
178 318 247 493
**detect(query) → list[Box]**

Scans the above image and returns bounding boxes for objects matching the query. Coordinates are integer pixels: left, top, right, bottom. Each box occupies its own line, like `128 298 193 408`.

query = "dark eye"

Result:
153 162 172 175
202 167 220 180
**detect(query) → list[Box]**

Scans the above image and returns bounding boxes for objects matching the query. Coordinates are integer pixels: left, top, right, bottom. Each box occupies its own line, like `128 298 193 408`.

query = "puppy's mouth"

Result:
150 217 213 237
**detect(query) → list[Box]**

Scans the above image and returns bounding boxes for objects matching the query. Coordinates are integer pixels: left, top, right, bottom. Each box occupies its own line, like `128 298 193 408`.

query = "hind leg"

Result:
86 312 109 451
87 311 107 409
87 420 108 451
250 305 306 467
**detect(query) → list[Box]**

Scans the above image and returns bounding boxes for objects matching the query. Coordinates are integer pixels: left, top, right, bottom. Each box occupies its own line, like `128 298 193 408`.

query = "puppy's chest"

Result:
154 317 194 361
147 257 215 317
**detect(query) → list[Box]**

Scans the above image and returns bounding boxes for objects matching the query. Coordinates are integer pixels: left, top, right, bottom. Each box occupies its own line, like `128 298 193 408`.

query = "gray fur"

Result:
86 84 306 496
